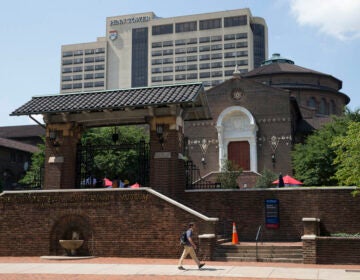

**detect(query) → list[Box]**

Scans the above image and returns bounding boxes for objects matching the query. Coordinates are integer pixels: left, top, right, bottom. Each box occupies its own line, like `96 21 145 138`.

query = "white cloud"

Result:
290 0 360 40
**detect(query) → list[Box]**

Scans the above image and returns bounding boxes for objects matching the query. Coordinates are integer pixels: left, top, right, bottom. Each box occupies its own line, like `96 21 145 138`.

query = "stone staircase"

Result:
213 242 303 263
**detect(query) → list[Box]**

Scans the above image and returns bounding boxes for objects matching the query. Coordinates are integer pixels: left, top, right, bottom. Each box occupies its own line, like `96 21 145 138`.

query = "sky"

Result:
1 0 359 126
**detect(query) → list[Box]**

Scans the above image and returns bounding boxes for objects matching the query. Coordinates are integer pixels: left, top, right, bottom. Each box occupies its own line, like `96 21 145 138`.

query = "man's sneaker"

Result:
178 266 186 270
198 263 205 269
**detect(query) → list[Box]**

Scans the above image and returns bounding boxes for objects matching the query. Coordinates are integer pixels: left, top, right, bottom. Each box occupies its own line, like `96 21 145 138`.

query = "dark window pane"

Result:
152 24 173 35
200 18 221 30
224 15 247 27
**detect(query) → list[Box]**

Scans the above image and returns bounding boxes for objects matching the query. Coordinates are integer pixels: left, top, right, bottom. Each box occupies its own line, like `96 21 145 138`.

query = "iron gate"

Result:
75 140 149 188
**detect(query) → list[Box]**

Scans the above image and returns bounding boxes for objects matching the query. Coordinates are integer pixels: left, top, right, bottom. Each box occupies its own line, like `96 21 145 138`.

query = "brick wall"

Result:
183 187 360 242
0 189 216 257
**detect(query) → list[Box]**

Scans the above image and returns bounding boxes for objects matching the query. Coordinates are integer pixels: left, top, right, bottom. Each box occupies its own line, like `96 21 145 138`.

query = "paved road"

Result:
0 257 359 280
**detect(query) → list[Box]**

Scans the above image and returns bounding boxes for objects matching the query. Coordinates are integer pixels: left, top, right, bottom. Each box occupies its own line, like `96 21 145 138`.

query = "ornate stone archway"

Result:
216 106 258 172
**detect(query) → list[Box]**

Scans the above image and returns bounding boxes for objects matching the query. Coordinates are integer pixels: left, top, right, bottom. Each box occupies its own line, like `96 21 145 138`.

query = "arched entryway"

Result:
216 106 258 172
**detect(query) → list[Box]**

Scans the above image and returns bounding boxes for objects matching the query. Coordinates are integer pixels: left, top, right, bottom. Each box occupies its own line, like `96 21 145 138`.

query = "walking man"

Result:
178 222 205 270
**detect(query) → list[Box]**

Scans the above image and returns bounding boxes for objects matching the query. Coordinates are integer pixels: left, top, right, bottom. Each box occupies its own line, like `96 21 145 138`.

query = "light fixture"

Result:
201 157 206 166
156 124 165 149
271 153 276 163
49 130 60 147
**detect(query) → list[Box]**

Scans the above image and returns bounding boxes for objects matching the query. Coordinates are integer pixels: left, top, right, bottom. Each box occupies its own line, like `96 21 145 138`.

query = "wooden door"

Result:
228 141 250 170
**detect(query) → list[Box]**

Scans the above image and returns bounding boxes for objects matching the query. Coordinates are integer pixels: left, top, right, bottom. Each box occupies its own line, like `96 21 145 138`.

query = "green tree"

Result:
332 121 360 187
292 108 360 186
19 139 45 188
255 168 277 188
216 160 242 189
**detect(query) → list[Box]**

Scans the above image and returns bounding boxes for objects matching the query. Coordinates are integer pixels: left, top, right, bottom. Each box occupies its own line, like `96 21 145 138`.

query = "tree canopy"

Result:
292 108 360 186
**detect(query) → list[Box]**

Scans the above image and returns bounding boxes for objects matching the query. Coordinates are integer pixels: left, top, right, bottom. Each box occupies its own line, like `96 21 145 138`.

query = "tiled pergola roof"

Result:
11 83 209 120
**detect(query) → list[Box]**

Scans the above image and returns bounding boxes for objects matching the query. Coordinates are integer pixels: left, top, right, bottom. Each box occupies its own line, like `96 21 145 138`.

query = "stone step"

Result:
214 243 303 263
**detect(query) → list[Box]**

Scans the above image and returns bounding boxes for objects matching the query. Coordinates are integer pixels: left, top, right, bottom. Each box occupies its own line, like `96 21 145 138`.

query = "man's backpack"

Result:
180 231 188 245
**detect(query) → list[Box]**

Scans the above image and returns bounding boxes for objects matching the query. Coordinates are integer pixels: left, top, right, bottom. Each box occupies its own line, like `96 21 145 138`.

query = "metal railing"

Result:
255 225 263 261
185 160 220 189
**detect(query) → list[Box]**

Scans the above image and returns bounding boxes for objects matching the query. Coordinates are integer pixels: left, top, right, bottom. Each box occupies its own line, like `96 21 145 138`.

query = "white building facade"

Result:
60 9 267 93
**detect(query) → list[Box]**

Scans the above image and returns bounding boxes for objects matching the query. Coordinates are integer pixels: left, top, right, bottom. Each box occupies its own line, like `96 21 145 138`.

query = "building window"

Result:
95 64 104 70
95 73 104 79
175 39 186 46
237 59 248 65
85 49 95 55
62 67 72 73
152 50 162 57
162 58 173 64
176 21 197 33
163 40 173 47
73 50 83 56
73 83 82 89
62 51 73 57
236 41 248 48
151 59 162 65
308 97 317 109
175 74 186 81
211 53 222 60
225 70 234 76
62 59 73 65
199 54 210 61
211 62 222 68
211 71 222 77
162 66 173 73
85 65 94 71
95 56 105 62
72 75 82 80
85 57 95 63
175 48 186 54
199 45 210 52
152 24 173 35
187 38 197 44
330 100 337 114
211 44 222 51
199 36 210 43
187 55 197 62
152 42 162 48
224 43 236 49
187 47 197 53
175 57 186 63
84 82 93 88
94 81 104 87
175 65 186 72
61 84 72 90
319 98 328 115
211 35 222 42
187 64 197 71
200 72 210 78
163 75 173 81
199 18 221 30
187 73 198 79
73 66 82 72
84 73 94 79
62 76 72 81
95 48 105 54
224 15 247 27
224 60 236 67
199 63 210 69
236 33 248 39
132 27 148 87
73 58 83 64
152 67 162 74
162 49 173 56
224 34 236 41
152 76 162 82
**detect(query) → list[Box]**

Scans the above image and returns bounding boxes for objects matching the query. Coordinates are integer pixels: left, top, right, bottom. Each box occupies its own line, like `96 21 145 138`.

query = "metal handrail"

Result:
255 225 263 261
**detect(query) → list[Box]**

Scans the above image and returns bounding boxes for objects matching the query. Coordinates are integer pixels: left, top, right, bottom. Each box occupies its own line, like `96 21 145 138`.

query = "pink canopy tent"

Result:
130 182 141 188
103 178 113 187
272 175 303 186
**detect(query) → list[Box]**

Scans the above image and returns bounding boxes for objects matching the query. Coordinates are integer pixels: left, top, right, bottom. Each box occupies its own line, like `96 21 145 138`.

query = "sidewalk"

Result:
0 257 359 280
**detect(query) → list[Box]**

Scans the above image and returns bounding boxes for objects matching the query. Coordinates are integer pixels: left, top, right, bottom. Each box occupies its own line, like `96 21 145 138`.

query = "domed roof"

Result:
245 53 329 77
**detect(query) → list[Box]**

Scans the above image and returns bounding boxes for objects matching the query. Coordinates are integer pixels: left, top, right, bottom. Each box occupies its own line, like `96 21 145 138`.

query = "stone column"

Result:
198 234 216 261
44 123 82 189
149 116 186 198
301 217 320 264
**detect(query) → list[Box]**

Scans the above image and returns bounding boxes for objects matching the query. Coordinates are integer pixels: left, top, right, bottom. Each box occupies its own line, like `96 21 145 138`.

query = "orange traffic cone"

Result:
232 222 239 244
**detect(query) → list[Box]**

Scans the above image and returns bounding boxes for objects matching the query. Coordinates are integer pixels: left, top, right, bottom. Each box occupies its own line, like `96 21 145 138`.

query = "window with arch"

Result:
319 98 328 115
330 100 337 115
308 97 317 109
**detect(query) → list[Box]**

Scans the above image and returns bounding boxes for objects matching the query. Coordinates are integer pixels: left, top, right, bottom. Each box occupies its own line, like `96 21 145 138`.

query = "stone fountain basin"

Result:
59 240 84 250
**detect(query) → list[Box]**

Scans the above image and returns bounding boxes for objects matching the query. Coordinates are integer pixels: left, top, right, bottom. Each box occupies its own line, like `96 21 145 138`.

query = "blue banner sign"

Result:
265 199 279 229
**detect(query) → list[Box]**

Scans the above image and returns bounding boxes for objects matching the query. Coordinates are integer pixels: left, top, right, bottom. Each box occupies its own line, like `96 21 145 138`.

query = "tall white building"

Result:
60 8 267 93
